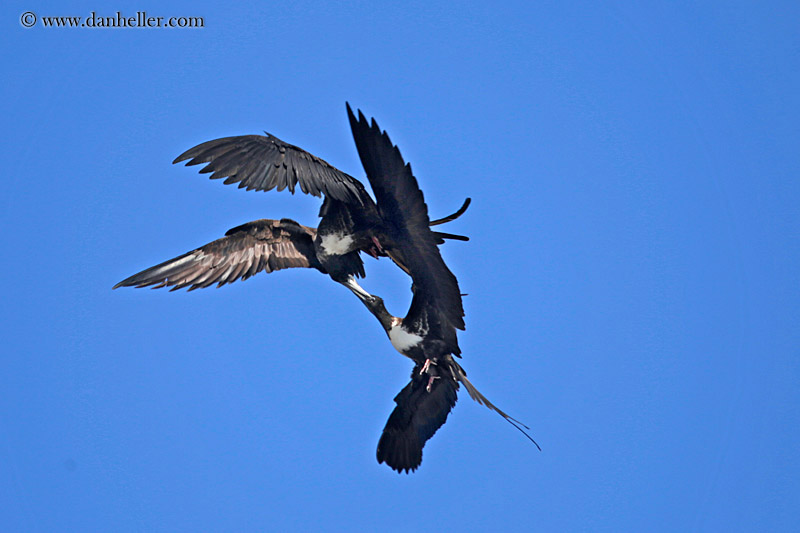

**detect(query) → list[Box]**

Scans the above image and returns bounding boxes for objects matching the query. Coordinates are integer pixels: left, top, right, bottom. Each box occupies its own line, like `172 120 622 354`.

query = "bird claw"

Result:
419 358 437 375
426 375 440 393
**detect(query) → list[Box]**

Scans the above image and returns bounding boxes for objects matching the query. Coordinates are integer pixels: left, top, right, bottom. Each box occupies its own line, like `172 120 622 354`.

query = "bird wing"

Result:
376 361 459 473
113 219 323 291
173 133 371 205
346 103 465 330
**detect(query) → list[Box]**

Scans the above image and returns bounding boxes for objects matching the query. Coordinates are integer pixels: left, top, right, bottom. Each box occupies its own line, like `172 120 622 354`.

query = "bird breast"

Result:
388 323 424 354
318 232 355 256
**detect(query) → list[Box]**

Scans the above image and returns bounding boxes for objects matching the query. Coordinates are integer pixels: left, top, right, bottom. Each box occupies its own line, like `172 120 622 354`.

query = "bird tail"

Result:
429 198 471 243
429 198 471 226
450 362 542 451
432 231 469 243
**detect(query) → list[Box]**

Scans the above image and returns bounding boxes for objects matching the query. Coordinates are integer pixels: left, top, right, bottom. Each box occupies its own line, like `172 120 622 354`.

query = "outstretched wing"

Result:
173 133 371 205
376 361 459 474
113 219 323 292
346 103 465 330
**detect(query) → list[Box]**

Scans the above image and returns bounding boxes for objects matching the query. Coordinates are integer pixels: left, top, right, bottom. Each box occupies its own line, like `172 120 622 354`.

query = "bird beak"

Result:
354 290 373 303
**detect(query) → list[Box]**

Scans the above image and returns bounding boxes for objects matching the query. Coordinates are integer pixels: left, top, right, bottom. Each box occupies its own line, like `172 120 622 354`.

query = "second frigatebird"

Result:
162 111 470 300
112 205 469 294
115 108 470 297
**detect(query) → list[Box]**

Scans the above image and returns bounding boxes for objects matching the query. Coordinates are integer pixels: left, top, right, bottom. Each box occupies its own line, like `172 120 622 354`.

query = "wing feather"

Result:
113 219 321 292
173 134 369 205
376 362 459 474
347 104 465 330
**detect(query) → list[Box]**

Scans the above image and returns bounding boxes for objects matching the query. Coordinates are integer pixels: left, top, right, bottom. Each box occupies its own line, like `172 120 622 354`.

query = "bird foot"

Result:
426 375 440 393
419 358 437 375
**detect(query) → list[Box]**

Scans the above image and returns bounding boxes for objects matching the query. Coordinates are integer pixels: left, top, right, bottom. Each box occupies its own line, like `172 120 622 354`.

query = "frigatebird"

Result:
112 207 468 293
114 110 470 296
360 294 540 473
347 106 539 473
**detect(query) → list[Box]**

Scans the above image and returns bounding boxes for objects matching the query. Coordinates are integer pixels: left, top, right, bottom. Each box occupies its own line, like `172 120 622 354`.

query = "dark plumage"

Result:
347 104 465 331
376 359 459 473
113 218 335 291
172 133 366 204
112 208 470 295
116 109 471 298
165 112 471 300
362 293 539 474
347 107 538 473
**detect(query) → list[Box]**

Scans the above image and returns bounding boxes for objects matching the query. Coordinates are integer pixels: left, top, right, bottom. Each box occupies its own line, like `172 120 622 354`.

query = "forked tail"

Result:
429 198 471 226
430 197 471 243
450 362 542 451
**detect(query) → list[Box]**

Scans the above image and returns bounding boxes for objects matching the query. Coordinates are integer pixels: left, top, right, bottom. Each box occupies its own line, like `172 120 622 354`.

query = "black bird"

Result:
360 294 540 473
115 109 470 296
347 106 539 473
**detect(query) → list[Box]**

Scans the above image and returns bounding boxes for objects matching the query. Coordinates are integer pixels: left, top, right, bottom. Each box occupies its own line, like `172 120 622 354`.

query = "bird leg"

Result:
420 359 440 391
364 237 385 259
426 375 440 393
419 358 437 375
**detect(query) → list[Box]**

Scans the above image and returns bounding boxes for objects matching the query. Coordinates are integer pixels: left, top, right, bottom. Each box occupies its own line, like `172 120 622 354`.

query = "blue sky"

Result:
2 1 798 531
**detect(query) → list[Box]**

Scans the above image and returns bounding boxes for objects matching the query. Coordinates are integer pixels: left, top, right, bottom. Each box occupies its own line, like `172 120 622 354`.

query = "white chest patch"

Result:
319 233 355 256
388 324 423 353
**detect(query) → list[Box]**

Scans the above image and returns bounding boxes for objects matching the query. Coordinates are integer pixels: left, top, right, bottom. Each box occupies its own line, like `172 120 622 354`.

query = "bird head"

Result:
355 293 394 332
